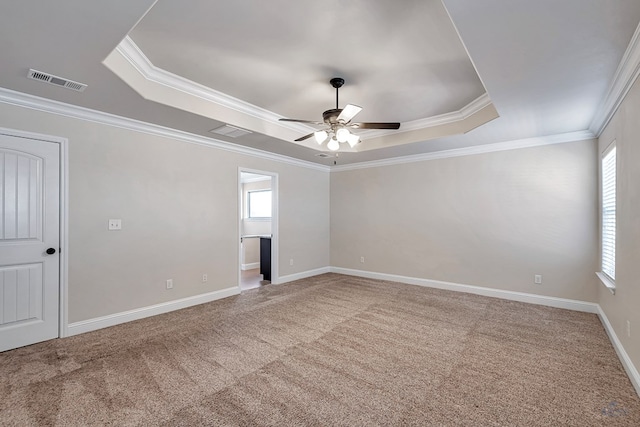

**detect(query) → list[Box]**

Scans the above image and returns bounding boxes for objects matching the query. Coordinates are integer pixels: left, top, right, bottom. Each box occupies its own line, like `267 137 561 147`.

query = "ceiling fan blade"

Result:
350 122 401 130
279 118 323 125
294 133 315 142
337 104 362 124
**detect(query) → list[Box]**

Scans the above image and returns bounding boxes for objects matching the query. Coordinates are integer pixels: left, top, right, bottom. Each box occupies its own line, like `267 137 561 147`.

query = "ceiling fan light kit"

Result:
279 78 400 152
314 130 328 145
336 128 350 143
346 133 360 148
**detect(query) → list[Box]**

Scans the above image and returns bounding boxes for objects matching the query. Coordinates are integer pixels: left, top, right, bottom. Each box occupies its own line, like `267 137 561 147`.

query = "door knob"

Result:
46 248 56 255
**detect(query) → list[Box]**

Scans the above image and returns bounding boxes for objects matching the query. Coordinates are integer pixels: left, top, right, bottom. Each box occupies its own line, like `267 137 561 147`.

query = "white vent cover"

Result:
27 69 87 92
209 124 252 138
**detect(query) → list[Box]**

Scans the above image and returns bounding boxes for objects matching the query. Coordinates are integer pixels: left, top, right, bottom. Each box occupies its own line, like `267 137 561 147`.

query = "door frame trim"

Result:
238 168 279 288
0 126 69 338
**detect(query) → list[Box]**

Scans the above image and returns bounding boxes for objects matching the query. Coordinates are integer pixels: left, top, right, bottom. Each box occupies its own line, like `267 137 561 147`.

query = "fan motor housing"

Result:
322 109 343 125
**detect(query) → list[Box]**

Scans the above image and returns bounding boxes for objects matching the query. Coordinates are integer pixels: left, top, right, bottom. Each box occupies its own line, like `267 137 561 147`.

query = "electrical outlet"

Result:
108 219 122 230
202 274 208 283
534 274 542 284
627 320 631 338
360 256 365 263
166 279 173 289
289 258 294 266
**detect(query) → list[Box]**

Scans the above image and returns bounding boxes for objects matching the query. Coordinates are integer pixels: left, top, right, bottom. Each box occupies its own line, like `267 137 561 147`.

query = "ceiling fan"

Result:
279 78 401 151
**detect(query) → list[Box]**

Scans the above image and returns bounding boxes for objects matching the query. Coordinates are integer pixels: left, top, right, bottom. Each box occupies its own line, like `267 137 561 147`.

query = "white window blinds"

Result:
601 144 616 281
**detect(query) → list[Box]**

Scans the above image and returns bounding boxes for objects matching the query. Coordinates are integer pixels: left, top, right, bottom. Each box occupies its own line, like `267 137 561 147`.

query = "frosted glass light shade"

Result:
327 138 340 151
314 130 328 145
346 133 360 148
336 128 350 143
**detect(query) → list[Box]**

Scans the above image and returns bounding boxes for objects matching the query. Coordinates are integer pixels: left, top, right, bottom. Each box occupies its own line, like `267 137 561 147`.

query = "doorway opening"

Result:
238 169 277 290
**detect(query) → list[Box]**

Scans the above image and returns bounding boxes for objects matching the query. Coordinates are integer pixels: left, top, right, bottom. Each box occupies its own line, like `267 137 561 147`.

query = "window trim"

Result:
597 141 616 294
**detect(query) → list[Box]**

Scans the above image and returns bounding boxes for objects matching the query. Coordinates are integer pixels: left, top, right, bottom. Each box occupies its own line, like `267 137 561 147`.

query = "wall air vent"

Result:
209 124 252 138
27 69 87 92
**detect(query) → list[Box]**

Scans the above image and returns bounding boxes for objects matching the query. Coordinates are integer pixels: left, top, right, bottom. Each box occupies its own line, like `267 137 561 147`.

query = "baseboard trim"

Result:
273 267 331 285
597 306 640 396
67 286 241 336
330 267 599 313
241 262 259 271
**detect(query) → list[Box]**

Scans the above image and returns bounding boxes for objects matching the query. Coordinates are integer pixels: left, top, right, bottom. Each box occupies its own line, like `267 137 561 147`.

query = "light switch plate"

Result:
108 219 122 230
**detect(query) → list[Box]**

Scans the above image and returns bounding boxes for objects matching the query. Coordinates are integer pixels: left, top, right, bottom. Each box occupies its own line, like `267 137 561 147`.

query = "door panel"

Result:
0 134 59 352
2 152 42 240
0 264 43 325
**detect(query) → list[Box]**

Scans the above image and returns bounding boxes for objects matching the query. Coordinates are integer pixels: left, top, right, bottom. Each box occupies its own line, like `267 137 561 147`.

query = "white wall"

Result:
0 102 330 323
331 139 599 302
597 74 640 375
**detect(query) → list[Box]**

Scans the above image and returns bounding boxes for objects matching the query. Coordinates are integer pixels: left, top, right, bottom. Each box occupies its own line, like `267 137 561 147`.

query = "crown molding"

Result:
589 21 640 136
116 37 315 136
331 130 595 172
358 93 492 139
0 87 330 172
0 87 596 173
114 37 496 146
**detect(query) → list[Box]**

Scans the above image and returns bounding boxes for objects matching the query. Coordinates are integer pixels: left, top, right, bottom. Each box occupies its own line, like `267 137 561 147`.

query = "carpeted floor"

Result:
1 273 639 426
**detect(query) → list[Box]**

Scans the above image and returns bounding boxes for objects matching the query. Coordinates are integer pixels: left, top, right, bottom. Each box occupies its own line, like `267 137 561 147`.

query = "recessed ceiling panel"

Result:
129 0 487 124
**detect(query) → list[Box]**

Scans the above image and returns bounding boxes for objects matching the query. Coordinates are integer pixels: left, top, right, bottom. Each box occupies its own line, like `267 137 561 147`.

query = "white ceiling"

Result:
129 0 485 123
1 1 640 165
240 172 271 184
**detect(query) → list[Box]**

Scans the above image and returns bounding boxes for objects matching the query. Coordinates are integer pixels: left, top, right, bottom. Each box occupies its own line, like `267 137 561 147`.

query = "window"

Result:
248 190 272 218
601 143 616 281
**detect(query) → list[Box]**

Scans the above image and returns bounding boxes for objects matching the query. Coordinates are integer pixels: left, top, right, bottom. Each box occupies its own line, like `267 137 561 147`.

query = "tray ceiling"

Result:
108 0 498 153
0 1 639 165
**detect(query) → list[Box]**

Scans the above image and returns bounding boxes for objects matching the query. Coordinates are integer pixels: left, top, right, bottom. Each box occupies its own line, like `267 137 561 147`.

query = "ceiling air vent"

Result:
315 153 333 158
27 69 87 92
209 124 252 138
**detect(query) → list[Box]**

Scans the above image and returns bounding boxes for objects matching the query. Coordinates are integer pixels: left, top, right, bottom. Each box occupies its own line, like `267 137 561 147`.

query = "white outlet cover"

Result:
108 219 122 230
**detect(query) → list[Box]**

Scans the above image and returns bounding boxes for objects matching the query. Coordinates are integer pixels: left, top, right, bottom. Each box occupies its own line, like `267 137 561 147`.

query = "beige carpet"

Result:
1 273 639 426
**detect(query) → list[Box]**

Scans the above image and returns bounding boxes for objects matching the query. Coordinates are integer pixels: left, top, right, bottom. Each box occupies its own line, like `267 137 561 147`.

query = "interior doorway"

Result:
238 169 278 290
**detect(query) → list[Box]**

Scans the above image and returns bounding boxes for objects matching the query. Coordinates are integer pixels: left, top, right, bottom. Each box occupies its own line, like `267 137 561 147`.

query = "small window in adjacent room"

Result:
248 190 272 219
599 142 616 289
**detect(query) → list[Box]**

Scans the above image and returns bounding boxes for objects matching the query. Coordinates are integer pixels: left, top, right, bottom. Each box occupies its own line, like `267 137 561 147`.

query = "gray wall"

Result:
0 102 330 323
597 75 640 374
331 140 599 302
0 94 616 346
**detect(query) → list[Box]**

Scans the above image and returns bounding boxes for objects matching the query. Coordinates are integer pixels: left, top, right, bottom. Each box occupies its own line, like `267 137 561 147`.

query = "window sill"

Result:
596 272 616 295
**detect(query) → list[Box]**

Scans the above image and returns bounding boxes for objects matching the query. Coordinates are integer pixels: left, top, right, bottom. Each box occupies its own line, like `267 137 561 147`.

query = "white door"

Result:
0 133 60 352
